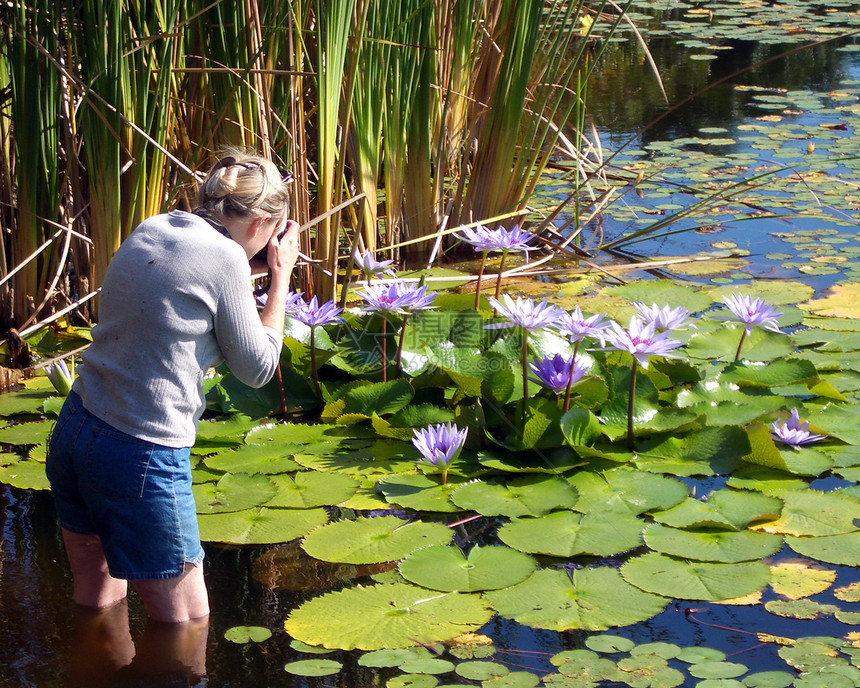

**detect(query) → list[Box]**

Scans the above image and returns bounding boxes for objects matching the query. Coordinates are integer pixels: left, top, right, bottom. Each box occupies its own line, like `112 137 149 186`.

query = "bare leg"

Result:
132 562 210 623
66 599 135 687
125 616 209 682
62 528 128 608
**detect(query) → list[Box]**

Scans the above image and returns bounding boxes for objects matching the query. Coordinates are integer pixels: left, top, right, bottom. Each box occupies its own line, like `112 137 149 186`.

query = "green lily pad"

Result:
549 649 621 685
620 553 771 601
283 658 343 676
192 473 277 514
498 510 644 558
386 674 439 688
194 415 255 449
399 658 456 675
720 359 817 388
584 635 636 654
677 647 727 664
603 280 713 313
634 426 750 476
643 523 783 563
285 582 493 650
0 389 55 417
449 475 578 517
455 661 510 680
376 474 462 513
0 419 54 447
203 443 302 474
616 654 685 688
755 489 860 536
743 423 833 477
785 533 860 566
224 626 272 643
398 545 536 592
266 471 359 508
689 662 748 679
651 489 782 531
301 516 453 564
197 506 328 545
686 325 794 363
0 459 50 490
568 468 688 515
741 671 795 688
485 568 668 631
482 671 540 688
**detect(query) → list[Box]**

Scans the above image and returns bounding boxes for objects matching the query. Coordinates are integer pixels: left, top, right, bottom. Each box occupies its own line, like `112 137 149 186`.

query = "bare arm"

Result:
259 219 300 334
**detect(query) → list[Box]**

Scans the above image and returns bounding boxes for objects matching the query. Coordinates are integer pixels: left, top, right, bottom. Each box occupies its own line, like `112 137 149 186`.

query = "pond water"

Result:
2 10 860 688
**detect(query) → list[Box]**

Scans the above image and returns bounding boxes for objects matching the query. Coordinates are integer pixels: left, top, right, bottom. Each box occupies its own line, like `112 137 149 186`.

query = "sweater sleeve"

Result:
213 261 283 388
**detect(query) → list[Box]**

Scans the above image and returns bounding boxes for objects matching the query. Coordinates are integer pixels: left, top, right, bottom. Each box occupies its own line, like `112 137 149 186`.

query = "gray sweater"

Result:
74 210 282 447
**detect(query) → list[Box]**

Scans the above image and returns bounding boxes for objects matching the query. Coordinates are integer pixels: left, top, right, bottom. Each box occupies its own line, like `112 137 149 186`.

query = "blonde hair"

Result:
195 149 291 223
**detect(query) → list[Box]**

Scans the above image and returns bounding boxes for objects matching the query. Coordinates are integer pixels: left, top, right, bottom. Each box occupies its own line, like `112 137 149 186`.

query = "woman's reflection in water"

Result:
66 600 208 687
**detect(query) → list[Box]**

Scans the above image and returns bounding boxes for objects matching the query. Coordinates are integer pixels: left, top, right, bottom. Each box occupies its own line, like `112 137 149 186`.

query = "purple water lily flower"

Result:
356 281 437 315
485 294 563 331
290 296 345 327
717 292 782 336
257 290 306 314
412 422 468 484
604 317 684 370
353 249 396 280
771 409 826 447
559 306 611 344
634 302 697 332
456 223 499 252
529 353 589 395
45 359 74 396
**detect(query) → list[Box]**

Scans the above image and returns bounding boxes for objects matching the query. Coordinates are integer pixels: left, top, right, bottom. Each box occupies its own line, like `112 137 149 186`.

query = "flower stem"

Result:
381 316 388 382
734 329 747 362
521 329 529 404
627 359 638 451
475 251 487 311
494 251 508 300
563 341 581 413
395 314 409 379
275 362 287 419
310 326 322 406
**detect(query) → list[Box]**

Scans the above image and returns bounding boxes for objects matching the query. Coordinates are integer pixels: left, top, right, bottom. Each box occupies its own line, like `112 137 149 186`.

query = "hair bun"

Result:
207 166 240 198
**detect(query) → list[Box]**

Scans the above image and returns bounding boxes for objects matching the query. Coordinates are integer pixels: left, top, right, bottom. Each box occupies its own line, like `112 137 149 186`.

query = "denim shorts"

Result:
46 391 204 580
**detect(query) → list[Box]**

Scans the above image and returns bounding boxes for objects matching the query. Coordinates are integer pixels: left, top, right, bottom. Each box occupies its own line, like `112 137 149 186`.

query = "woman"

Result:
46 151 300 623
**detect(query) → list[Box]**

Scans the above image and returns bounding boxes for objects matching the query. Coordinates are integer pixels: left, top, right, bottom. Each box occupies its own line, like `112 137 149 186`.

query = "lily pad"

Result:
284 582 493 650
283 658 343 676
769 561 837 599
224 625 272 643
752 489 860 536
376 474 462 513
764 599 839 620
620 552 771 601
568 468 688 515
192 473 278 514
197 506 328 545
801 282 860 319
449 475 578 518
651 489 782 531
0 419 54 447
0 459 50 490
498 510 644 558
634 426 750 476
643 524 783 563
485 568 669 631
785 533 860 566
203 443 302 474
301 516 453 564
398 545 536 592
265 471 359 508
